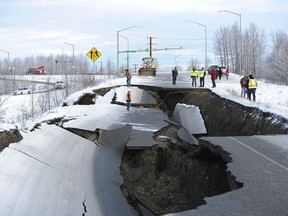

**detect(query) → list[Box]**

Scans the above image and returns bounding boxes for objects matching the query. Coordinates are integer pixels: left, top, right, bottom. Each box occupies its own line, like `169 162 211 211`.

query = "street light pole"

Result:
186 21 207 71
64 42 75 75
119 35 129 70
174 54 182 66
219 10 242 76
0 49 10 73
117 26 141 74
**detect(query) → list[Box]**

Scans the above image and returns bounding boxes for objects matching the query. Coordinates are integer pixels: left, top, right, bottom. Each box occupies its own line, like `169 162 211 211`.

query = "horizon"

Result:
0 0 287 68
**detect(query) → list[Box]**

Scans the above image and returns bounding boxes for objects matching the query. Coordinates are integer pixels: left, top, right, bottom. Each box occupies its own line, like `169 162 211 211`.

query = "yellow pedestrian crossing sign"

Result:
86 47 102 62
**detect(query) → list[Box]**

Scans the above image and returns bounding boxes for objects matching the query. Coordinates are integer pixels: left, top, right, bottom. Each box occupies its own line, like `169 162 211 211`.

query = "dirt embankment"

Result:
119 86 287 215
0 129 23 151
120 124 243 215
140 87 288 136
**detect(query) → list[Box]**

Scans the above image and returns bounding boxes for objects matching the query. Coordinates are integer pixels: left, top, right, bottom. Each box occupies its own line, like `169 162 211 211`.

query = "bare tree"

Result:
106 57 116 78
266 30 288 84
188 57 200 70
214 22 266 76
214 24 239 73
242 23 266 77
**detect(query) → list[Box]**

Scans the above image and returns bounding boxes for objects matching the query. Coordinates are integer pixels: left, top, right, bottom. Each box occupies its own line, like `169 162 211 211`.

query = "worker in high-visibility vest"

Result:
190 67 198 87
199 67 206 87
247 74 258 102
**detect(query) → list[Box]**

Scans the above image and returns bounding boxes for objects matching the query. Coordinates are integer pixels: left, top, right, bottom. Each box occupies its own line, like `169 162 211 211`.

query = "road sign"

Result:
86 47 102 62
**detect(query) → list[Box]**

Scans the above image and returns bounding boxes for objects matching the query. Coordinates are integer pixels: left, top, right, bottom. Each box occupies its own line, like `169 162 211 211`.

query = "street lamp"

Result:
117 26 141 74
219 10 242 75
119 35 129 70
64 42 75 75
0 49 10 73
174 54 182 66
186 21 207 71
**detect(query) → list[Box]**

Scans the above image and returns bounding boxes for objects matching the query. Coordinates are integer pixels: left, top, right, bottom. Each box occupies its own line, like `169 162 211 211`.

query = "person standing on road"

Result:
199 67 205 87
210 67 217 88
247 74 258 102
190 67 198 87
125 89 132 111
172 67 178 85
125 69 132 86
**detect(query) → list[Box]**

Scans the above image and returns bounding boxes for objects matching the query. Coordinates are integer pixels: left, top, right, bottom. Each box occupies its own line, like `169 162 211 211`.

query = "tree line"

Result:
0 53 120 77
214 22 288 84
1 23 287 85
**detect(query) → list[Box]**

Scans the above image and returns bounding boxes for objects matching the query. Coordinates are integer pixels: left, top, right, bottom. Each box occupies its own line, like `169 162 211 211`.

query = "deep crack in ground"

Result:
120 124 244 215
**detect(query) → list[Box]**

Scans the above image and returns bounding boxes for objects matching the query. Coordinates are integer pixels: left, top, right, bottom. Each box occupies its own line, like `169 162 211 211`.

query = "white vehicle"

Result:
13 87 31 95
55 81 65 89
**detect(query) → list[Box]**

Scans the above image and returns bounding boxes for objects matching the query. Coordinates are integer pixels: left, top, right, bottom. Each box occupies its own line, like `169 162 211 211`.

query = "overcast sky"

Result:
0 0 287 68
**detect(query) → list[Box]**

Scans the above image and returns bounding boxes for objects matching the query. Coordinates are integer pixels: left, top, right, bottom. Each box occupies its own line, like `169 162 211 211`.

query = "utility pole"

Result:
133 64 138 73
149 37 153 58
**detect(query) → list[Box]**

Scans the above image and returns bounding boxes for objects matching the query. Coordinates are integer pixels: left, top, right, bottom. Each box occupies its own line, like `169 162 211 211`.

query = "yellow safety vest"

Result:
190 69 198 77
248 78 257 89
199 70 205 78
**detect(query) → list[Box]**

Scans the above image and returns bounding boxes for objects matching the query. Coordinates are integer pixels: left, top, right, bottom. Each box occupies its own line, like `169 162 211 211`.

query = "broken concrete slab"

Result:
126 129 157 149
177 127 199 145
98 124 132 151
172 103 207 135
0 124 133 216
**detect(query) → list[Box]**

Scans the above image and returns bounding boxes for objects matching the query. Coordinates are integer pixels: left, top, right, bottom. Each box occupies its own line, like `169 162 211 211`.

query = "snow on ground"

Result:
0 71 288 130
209 74 288 120
0 71 287 216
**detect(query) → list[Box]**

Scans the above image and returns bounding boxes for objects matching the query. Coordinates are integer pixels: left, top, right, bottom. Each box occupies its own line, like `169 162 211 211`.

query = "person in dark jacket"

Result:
199 67 206 87
172 67 178 85
240 76 248 97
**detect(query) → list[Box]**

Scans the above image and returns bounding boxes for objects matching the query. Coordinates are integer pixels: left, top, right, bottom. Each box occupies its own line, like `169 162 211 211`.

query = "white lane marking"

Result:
229 136 288 172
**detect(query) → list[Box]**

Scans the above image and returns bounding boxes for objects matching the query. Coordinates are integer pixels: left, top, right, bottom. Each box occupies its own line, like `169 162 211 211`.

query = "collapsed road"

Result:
0 72 288 216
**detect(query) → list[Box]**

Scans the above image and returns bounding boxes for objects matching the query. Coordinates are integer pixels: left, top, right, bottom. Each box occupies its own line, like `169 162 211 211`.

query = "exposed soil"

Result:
6 85 284 215
0 129 23 152
118 86 286 215
120 124 243 215
149 87 288 135
66 85 287 215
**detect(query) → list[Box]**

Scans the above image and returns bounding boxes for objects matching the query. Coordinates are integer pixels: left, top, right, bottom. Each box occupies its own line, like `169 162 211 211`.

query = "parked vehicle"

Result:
219 65 227 71
55 81 65 89
138 57 157 76
26 66 46 75
208 65 218 74
13 87 31 95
